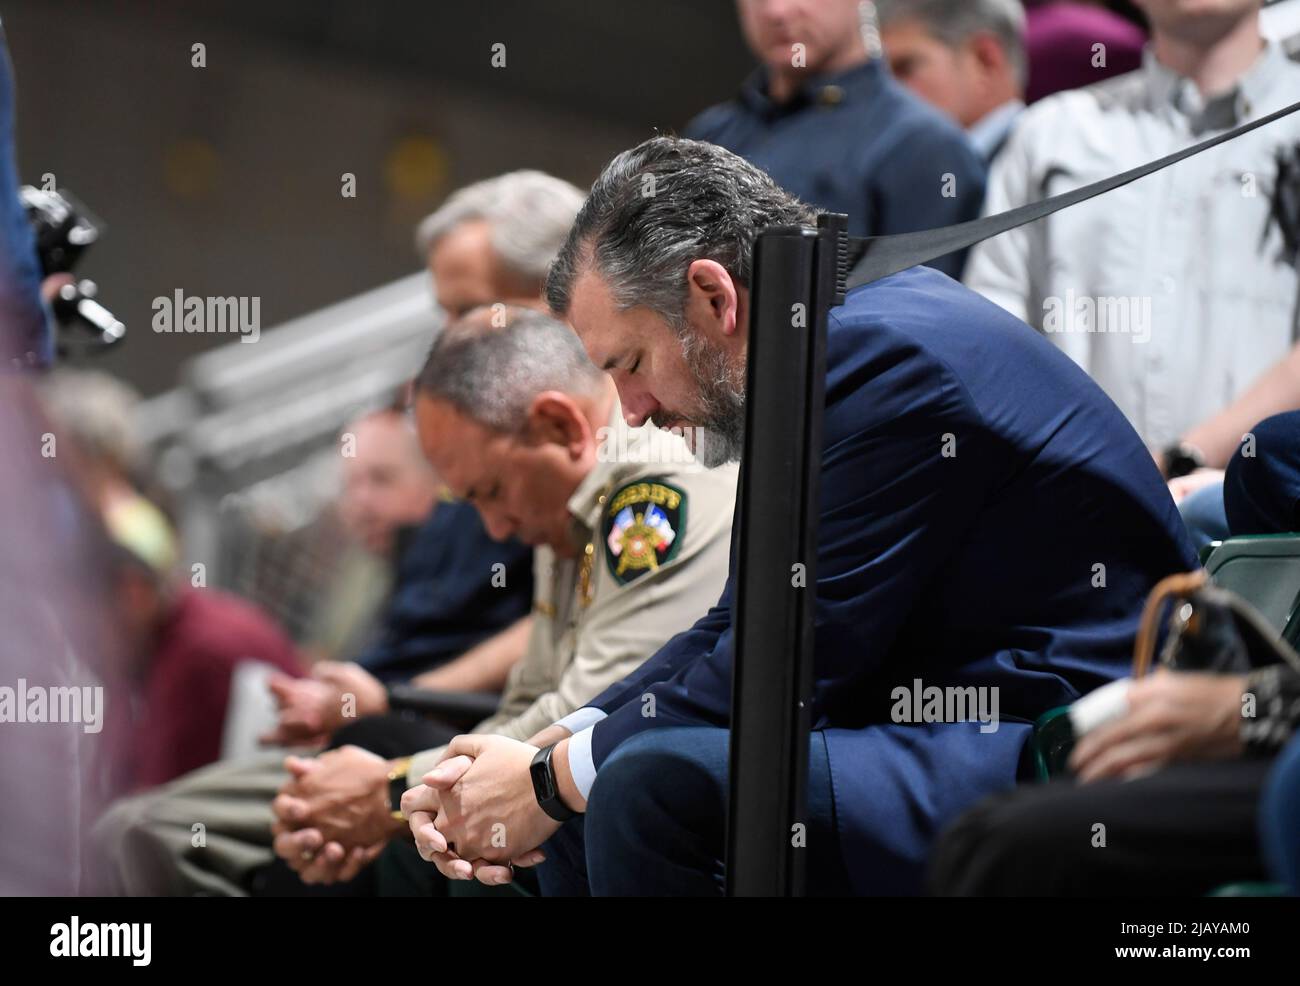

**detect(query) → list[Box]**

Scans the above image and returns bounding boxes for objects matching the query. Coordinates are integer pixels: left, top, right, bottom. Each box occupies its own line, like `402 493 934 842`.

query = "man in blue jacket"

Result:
685 0 985 278
402 136 1196 895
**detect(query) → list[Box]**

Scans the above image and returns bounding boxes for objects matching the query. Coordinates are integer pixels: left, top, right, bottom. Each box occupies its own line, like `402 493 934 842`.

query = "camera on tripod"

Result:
21 185 124 353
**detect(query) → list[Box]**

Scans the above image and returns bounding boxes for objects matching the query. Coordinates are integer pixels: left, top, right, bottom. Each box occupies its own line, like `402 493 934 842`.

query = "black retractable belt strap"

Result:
844 98 1300 290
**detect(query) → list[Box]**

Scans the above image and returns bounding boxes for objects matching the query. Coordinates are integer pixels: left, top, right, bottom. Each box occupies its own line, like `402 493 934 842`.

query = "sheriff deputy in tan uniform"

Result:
96 305 738 895
403 454 724 786
395 318 737 789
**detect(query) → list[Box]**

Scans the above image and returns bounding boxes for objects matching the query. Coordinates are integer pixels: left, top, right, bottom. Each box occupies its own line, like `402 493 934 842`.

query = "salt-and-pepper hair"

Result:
545 136 814 333
415 170 587 287
874 0 1027 88
414 306 605 434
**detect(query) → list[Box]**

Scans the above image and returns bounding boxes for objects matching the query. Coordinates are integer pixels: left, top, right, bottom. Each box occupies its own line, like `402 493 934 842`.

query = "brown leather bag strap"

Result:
1131 570 1208 678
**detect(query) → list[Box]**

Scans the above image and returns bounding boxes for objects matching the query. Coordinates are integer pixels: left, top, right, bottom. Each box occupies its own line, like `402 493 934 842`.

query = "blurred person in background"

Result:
90 169 585 895
40 369 306 788
0 376 125 893
877 0 1027 163
104 490 305 788
40 370 161 514
416 169 586 320
1163 145 1300 549
965 0 1300 488
264 168 589 741
262 406 535 747
686 0 986 278
1173 398 1300 550
93 401 534 895
1022 1 1148 101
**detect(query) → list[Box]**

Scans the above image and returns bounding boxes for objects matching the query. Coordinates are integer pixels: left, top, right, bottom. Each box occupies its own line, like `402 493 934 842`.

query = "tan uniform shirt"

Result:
407 413 737 783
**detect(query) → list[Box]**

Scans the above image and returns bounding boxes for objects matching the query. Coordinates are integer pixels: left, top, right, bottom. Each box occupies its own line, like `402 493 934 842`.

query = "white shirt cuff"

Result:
554 706 606 735
406 746 446 788
566 725 599 803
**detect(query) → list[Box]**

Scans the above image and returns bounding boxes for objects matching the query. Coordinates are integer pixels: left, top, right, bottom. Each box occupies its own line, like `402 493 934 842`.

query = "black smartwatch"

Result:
1161 441 1206 479
530 743 576 822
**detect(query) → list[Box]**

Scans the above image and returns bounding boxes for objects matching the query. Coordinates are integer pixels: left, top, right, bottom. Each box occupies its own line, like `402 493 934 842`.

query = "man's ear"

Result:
527 391 590 459
969 30 1006 74
685 259 740 338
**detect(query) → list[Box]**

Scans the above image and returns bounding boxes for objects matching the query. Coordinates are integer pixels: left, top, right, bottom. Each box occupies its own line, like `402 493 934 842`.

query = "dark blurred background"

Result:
3 0 755 395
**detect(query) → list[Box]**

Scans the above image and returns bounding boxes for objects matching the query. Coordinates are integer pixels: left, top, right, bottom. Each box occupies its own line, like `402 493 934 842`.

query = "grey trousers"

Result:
93 749 302 896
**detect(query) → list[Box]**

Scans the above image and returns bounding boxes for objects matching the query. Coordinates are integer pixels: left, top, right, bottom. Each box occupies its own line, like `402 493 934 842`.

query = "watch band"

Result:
530 742 576 822
1162 441 1206 480
387 756 412 820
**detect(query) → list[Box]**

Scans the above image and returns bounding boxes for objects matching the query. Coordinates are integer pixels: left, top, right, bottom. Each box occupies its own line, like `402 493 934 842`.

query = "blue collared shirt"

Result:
685 59 987 278
967 99 1025 164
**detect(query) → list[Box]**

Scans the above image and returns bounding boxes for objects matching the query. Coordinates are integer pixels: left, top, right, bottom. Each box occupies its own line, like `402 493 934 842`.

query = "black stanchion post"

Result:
726 215 844 896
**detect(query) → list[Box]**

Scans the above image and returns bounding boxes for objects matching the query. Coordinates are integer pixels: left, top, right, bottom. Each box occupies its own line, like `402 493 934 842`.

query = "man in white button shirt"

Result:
964 0 1300 480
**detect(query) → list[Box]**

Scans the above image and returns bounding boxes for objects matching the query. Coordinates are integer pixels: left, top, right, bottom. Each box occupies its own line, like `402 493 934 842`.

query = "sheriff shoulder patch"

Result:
602 478 687 586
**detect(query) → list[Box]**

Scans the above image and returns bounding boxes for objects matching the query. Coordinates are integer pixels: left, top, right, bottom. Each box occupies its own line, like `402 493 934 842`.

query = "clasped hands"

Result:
262 661 388 748
268 733 568 887
269 744 403 884
402 734 559 886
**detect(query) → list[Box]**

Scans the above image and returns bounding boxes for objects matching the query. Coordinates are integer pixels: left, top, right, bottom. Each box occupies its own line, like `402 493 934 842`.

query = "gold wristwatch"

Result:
387 756 413 820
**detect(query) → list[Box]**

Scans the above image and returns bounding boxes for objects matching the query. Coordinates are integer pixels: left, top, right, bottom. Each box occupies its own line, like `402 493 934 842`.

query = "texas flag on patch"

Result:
607 503 676 558
602 480 688 585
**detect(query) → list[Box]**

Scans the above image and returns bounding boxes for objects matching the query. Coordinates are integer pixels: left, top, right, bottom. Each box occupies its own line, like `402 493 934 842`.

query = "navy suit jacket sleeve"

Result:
588 315 1004 767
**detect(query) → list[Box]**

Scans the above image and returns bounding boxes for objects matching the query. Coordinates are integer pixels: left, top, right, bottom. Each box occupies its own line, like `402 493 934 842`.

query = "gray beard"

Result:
692 426 741 469
679 329 746 468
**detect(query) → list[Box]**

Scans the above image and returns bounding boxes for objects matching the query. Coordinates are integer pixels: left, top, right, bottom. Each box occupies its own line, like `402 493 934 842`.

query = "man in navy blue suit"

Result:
400 136 1197 895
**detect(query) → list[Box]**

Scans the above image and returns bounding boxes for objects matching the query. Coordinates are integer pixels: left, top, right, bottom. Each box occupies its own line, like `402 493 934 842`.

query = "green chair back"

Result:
1202 534 1300 644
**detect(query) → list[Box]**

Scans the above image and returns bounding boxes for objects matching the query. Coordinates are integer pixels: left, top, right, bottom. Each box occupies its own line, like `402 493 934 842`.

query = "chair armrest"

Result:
386 685 499 730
